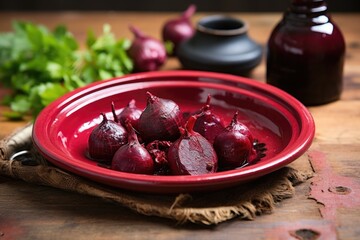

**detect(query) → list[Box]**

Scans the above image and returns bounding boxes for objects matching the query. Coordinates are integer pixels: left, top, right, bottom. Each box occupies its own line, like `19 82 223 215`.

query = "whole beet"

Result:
162 4 196 56
193 95 225 144
137 92 183 143
88 113 127 162
112 122 154 174
128 25 167 72
213 112 257 170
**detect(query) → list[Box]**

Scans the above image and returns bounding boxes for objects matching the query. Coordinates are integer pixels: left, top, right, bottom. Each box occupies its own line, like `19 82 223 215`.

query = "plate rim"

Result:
32 70 315 193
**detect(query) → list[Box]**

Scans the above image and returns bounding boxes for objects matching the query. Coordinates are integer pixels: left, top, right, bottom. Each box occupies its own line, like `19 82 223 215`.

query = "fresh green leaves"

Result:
0 22 133 120
164 40 174 56
80 24 133 83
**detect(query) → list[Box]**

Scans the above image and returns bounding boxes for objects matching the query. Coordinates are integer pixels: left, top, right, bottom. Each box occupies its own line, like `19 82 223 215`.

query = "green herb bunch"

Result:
0 22 133 120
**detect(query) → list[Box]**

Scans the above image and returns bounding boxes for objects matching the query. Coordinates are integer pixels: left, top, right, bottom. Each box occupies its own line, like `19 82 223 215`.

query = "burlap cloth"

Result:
0 124 312 225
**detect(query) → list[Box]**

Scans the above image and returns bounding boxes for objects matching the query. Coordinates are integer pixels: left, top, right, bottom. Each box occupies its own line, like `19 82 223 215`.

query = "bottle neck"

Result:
286 0 329 25
290 0 327 14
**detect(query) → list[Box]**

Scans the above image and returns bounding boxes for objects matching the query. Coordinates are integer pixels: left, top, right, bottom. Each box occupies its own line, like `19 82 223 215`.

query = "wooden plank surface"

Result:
1 12 360 240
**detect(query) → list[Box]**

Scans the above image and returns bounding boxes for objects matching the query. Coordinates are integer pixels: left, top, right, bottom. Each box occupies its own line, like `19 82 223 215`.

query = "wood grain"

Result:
1 12 360 240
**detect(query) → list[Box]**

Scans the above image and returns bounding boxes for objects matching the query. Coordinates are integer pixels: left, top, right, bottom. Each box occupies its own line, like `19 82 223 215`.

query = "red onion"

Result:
167 115 218 175
213 111 256 170
162 4 196 56
115 99 142 129
138 92 183 142
128 25 167 72
88 113 128 162
111 122 154 174
193 95 225 144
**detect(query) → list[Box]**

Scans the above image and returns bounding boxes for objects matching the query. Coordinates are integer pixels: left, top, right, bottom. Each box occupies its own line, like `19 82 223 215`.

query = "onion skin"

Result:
162 4 196 56
138 92 183 143
88 113 128 162
128 25 167 72
111 122 154 174
213 112 256 170
193 95 225 144
167 115 218 175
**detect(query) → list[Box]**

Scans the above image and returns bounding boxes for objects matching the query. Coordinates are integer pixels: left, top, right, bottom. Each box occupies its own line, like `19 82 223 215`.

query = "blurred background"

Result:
1 0 359 12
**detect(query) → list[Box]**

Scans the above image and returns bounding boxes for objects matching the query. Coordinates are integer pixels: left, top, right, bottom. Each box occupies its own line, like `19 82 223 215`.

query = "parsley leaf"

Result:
0 22 133 120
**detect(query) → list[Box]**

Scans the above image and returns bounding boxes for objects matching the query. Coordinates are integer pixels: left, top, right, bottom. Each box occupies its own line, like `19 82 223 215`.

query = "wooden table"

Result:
1 12 360 240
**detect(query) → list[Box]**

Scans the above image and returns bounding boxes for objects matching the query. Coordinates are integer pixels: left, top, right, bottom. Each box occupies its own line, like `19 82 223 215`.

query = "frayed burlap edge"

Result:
0 124 312 225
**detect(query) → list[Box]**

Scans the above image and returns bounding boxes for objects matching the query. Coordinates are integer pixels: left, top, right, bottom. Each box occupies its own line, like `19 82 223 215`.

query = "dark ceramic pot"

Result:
177 15 263 76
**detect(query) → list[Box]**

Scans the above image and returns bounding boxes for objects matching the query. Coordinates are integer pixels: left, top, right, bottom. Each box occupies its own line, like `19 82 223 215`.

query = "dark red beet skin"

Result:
214 129 252 169
224 111 254 144
112 122 154 174
193 95 225 144
162 4 196 56
167 115 218 175
128 25 167 72
88 113 127 162
117 99 142 129
138 92 183 143
213 112 256 169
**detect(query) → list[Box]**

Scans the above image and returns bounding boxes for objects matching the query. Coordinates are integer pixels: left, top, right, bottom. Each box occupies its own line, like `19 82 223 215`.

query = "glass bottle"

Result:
266 0 345 106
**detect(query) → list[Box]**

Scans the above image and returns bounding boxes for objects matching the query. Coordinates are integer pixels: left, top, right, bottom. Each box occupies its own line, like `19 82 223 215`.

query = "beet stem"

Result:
111 102 119 123
185 115 197 135
101 113 107 121
202 94 212 112
182 4 196 19
146 91 157 104
128 99 136 108
129 25 145 39
205 94 211 105
124 121 139 143
230 111 239 126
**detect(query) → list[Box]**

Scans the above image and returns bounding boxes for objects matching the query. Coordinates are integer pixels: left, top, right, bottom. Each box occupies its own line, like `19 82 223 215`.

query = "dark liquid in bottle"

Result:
266 0 345 106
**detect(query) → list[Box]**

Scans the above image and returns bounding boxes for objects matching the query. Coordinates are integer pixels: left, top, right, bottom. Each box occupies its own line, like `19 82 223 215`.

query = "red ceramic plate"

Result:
33 71 315 194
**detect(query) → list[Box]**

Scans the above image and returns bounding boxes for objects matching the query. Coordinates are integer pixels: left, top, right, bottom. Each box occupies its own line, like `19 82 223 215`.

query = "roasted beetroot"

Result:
88 113 128 162
137 92 183 142
116 99 142 129
213 111 257 170
193 95 225 144
90 93 266 176
112 122 154 174
167 115 218 175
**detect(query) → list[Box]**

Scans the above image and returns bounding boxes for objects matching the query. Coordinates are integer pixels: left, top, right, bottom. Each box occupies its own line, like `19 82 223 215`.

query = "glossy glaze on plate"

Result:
32 71 315 194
